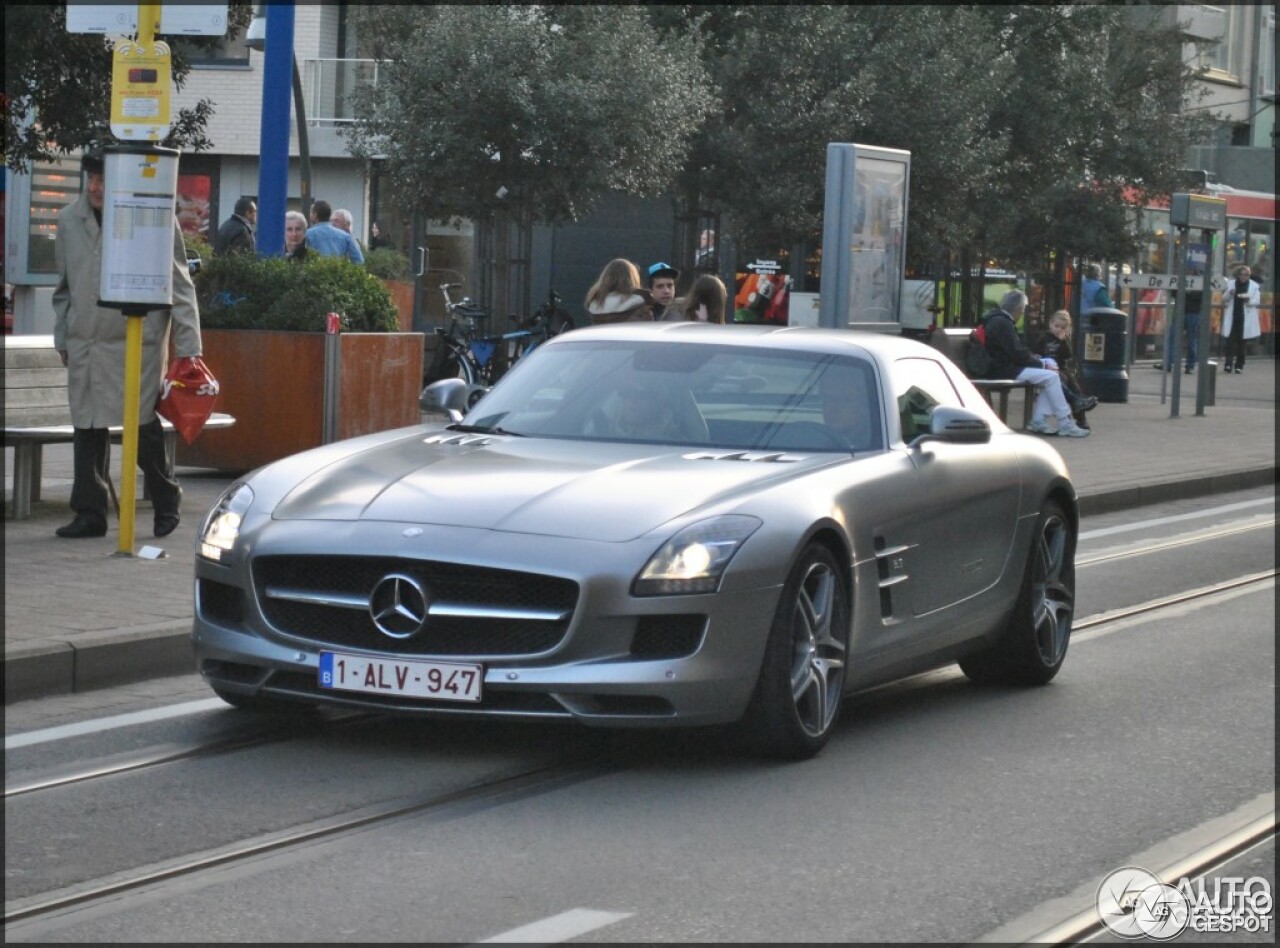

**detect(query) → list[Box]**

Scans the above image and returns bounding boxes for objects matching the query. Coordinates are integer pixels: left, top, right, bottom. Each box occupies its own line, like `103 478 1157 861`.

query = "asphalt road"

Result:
4 487 1275 944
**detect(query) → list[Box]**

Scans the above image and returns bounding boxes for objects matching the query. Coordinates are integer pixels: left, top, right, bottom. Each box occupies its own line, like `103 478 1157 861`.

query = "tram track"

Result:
5 571 1273 932
3 711 378 799
3 756 617 929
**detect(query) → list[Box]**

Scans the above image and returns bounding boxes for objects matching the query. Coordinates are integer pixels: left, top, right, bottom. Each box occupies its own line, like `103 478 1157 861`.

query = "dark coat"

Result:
213 214 255 255
982 309 1044 380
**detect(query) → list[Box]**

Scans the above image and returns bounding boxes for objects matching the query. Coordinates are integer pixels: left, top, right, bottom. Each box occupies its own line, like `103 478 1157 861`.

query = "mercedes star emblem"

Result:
368 573 429 639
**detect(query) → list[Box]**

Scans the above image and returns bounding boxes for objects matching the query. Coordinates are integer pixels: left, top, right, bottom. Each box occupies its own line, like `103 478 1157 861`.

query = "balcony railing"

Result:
301 58 380 125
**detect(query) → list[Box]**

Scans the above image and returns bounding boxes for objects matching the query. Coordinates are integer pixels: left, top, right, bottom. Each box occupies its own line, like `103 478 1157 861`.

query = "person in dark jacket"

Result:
212 197 256 256
980 290 1089 437
1033 310 1097 429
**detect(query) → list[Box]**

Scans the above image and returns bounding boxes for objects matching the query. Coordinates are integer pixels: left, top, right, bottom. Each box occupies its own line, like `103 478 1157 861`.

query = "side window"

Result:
891 358 965 443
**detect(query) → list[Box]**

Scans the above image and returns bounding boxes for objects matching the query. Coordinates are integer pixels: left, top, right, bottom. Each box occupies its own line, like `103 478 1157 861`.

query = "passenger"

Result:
284 211 309 262
665 274 728 324
979 290 1090 437
646 262 679 320
584 259 654 324
1033 310 1097 429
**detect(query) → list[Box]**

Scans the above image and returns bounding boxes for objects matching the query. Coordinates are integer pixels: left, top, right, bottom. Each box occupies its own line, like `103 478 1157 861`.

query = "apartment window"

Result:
1262 8 1276 98
1201 5 1248 80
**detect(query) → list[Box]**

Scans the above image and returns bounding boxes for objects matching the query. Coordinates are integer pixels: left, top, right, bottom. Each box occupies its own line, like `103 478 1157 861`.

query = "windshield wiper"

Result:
445 423 525 437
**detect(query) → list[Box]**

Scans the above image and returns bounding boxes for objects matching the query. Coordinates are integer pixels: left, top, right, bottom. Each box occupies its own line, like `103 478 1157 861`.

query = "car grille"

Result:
252 555 578 658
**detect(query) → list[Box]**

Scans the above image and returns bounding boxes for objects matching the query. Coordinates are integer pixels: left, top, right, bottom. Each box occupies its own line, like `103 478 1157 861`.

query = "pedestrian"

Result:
332 208 354 233
1219 264 1261 374
646 262 679 320
1033 310 1097 429
665 273 728 323
212 196 256 256
369 221 393 251
694 228 717 270
51 151 203 538
584 259 654 324
1156 287 1204 373
979 290 1090 437
304 200 364 263
1081 263 1113 311
284 210 310 261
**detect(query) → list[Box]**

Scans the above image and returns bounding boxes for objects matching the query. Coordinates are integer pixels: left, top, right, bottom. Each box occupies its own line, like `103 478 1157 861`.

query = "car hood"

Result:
271 433 838 541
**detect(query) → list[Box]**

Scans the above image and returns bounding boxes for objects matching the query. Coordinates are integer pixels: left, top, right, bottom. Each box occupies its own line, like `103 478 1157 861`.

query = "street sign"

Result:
66 4 228 37
1170 192 1227 231
1118 273 1206 291
110 40 172 141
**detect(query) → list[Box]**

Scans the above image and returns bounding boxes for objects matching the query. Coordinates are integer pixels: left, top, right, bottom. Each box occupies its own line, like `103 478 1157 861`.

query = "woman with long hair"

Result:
674 274 728 323
584 258 653 324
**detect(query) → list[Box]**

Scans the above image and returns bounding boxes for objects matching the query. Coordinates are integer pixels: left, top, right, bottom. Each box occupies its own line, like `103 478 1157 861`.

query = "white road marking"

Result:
477 908 633 943
4 698 226 750
1080 496 1273 540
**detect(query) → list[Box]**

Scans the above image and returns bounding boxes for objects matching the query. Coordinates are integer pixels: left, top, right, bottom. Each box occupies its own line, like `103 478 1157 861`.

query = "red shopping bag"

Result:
156 356 220 444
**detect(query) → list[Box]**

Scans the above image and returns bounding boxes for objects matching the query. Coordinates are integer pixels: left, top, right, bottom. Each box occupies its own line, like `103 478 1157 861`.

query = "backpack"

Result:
965 323 993 378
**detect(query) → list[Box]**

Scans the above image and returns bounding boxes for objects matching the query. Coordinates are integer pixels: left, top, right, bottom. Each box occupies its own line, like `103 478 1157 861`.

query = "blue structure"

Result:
256 2 295 257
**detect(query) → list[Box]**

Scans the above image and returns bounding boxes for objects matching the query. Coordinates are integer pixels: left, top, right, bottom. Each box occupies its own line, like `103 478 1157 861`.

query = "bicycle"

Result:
433 284 576 384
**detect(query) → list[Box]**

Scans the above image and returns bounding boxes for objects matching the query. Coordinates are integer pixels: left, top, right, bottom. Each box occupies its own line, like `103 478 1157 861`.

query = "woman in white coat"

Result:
1219 264 1261 374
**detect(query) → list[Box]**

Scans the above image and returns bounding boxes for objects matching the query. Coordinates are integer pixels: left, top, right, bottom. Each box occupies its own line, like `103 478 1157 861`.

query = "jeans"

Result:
1162 312 1200 370
1015 366 1073 423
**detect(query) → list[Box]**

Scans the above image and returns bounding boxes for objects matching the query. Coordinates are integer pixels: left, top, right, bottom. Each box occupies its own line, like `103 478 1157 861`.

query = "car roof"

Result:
547 322 936 361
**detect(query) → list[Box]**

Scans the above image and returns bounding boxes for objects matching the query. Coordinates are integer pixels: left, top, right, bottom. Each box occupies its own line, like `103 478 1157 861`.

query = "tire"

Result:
738 543 850 759
960 499 1076 686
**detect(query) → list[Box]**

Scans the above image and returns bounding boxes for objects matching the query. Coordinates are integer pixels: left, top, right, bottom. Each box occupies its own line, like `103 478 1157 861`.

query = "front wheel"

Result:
960 499 1075 685
738 543 849 759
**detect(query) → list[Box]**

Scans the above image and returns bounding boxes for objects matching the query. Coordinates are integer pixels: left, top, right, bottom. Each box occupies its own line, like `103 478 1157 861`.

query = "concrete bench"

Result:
4 336 235 520
929 327 1038 429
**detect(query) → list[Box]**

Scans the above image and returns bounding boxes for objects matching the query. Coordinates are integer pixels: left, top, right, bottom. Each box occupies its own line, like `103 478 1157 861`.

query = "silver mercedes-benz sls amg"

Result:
193 324 1078 758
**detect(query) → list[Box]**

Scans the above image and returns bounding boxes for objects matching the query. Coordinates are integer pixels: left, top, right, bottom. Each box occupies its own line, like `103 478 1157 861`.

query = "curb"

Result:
1075 464 1276 517
4 621 195 704
4 466 1275 705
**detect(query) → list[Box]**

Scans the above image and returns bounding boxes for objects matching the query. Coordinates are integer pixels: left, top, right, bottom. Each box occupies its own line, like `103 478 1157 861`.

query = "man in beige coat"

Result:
52 152 204 539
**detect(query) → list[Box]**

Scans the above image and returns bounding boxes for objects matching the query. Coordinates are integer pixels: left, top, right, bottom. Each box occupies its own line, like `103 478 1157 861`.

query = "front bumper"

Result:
193 518 785 728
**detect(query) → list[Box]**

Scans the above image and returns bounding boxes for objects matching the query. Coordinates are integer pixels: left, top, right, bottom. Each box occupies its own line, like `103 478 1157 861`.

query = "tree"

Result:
671 6 1008 268
4 3 251 172
973 4 1214 272
345 5 713 318
345 6 713 225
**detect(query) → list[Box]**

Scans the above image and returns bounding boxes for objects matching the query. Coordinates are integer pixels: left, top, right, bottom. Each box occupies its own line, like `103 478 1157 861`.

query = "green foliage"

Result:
344 5 714 226
4 3 253 171
364 247 411 281
195 254 399 333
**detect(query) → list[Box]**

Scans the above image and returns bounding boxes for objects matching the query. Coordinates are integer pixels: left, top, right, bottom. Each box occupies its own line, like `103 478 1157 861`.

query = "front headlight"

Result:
633 515 761 596
199 482 255 562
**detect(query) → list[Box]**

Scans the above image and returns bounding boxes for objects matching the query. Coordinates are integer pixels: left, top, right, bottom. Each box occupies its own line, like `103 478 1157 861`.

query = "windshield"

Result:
461 340 884 452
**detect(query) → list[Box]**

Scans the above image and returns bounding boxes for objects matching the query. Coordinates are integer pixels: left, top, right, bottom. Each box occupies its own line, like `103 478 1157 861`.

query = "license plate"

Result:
319 652 482 703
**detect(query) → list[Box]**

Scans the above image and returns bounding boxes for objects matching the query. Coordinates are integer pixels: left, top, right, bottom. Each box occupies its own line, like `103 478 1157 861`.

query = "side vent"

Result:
874 537 912 620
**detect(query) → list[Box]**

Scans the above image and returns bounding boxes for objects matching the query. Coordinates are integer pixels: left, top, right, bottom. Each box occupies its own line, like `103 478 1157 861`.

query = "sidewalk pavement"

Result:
5 358 1275 704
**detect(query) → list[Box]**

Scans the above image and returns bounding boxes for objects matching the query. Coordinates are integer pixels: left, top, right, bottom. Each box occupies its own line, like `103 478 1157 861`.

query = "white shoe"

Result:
1056 420 1091 438
1026 417 1054 435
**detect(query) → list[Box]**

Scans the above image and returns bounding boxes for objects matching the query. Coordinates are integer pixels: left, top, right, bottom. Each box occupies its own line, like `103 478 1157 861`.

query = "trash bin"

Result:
1079 306 1129 403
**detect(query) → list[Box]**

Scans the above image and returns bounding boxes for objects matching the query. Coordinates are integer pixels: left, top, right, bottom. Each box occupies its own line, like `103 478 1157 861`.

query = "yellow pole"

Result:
114 3 161 556
117 316 144 555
